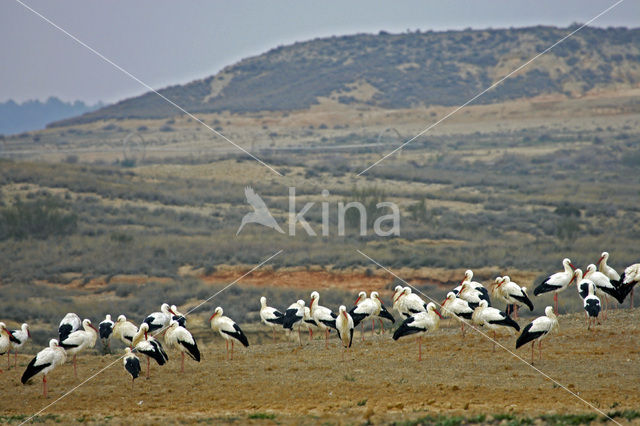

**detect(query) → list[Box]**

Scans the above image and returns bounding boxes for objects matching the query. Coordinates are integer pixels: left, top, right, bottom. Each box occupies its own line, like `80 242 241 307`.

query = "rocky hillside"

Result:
52 25 640 125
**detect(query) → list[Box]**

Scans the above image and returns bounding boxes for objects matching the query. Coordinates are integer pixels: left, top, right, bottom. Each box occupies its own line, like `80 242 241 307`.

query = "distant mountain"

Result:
0 97 103 135
52 25 640 126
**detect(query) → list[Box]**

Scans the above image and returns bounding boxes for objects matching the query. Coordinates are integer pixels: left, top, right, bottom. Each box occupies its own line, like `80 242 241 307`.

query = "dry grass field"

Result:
1 308 639 425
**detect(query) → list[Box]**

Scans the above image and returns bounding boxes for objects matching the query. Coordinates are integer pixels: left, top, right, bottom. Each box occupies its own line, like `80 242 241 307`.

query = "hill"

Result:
0 97 102 135
51 25 640 126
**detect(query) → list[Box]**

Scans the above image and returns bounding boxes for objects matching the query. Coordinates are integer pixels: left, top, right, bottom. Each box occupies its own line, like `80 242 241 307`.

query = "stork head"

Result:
598 251 609 265
117 315 127 323
426 302 443 319
309 291 319 308
463 269 473 282
354 291 366 305
571 269 582 285
563 258 576 271
260 296 267 307
339 305 348 320
209 307 223 321
23 323 30 337
49 339 59 348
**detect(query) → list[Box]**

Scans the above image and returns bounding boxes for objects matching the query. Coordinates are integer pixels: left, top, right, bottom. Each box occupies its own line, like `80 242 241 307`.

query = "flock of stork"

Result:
1 251 638 398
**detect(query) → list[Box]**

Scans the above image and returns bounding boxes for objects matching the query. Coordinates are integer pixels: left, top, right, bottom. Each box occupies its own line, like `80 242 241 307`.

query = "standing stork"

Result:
170 305 187 328
8 323 30 369
60 318 98 378
393 303 442 361
143 303 174 333
259 296 285 342
123 347 141 389
533 258 576 314
99 314 114 350
370 291 395 333
282 300 306 345
164 320 200 372
335 306 354 361
440 292 474 337
309 291 337 348
391 285 405 317
516 306 558 364
1 323 20 372
460 270 491 306
494 276 534 319
396 287 428 318
112 315 137 347
349 291 377 340
58 313 81 343
584 264 624 319
21 339 67 398
618 263 640 309
472 300 520 351
209 307 249 360
132 323 168 378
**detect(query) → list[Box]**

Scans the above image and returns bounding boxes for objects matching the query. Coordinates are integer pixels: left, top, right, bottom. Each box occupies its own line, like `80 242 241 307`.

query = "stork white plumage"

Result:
460 270 492 305
164 320 200 372
370 291 395 333
349 291 378 340
132 323 168 378
99 314 114 349
392 302 442 361
123 347 141 389
472 300 520 351
458 283 488 308
281 300 306 345
60 318 97 378
516 306 558 363
335 305 354 361
598 252 620 282
259 296 285 342
58 313 81 343
533 258 576 314
396 287 427 318
391 285 405 316
21 339 67 397
584 264 624 320
209 307 249 360
309 291 337 348
440 292 473 337
619 263 640 309
170 305 187 328
143 303 174 333
112 315 137 347
8 323 30 369
0 322 20 372
495 276 534 319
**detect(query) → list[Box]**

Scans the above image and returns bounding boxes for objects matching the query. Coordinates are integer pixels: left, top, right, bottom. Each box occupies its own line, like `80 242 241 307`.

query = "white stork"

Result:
370 291 395 333
99 314 114 349
123 347 141 389
132 323 168 378
21 339 67 397
309 291 337 348
60 318 97 378
349 291 377 340
143 303 174 333
618 263 640 309
494 276 534 319
8 323 30 369
392 302 442 361
281 300 306 345
58 313 81 342
458 283 489 309
209 307 249 360
533 258 576 314
164 320 200 372
335 305 354 361
460 270 492 305
112 315 137 347
472 300 520 350
259 296 285 342
392 285 405 316
1 322 20 372
515 306 558 363
584 264 624 319
440 292 474 337
170 305 187 328
396 286 427 318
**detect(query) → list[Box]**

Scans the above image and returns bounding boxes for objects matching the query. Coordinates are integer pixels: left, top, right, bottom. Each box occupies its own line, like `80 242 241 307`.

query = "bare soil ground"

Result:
2 308 639 425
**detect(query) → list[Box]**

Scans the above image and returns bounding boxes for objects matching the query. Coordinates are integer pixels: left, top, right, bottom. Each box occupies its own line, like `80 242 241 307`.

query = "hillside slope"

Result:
51 25 640 125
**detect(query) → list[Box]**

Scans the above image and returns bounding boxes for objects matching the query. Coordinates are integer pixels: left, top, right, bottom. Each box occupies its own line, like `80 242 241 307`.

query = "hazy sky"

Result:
2 0 638 104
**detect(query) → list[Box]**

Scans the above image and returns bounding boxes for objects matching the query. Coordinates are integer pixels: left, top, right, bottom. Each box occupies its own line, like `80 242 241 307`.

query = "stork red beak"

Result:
435 310 443 319
144 330 148 340
440 299 447 307
27 330 31 338
342 311 348 320
568 274 577 286
597 256 604 264
209 312 217 321
169 308 176 315
569 262 576 270
354 296 361 305
89 324 98 333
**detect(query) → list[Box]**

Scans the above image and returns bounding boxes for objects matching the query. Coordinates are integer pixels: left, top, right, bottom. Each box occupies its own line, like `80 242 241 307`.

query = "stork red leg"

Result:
226 339 229 360
231 340 235 360
309 328 313 341
538 340 542 360
554 293 558 315
379 319 385 334
43 375 47 398
531 341 534 363
361 323 364 341
7 351 9 370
